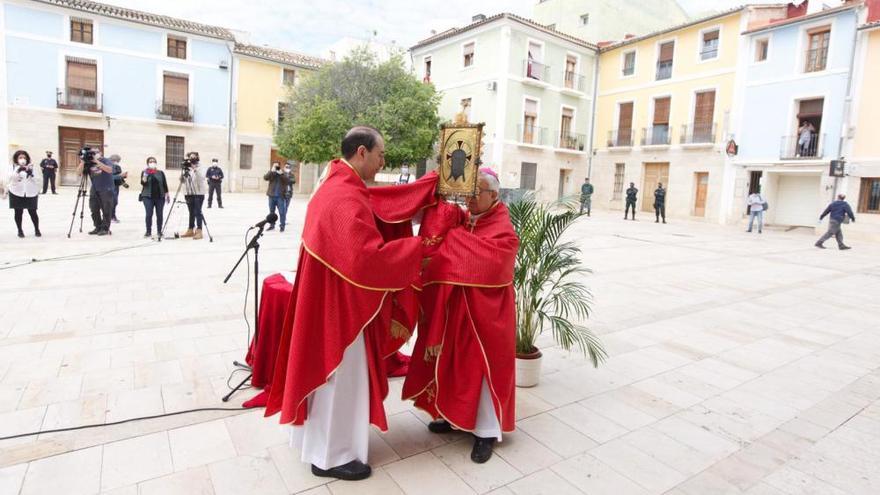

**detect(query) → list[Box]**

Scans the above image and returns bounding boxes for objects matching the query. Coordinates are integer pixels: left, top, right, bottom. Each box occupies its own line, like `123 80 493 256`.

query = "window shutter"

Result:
797 98 824 117
163 73 189 106
463 43 474 56
694 91 716 127
525 99 537 116
653 97 670 125
66 58 97 92
703 30 719 42
659 42 674 62
618 102 633 131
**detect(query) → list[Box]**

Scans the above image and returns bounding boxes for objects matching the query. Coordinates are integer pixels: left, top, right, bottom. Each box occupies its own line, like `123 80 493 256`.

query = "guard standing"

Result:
579 177 594 216
206 158 224 208
40 151 58 194
624 182 638 220
654 182 666 223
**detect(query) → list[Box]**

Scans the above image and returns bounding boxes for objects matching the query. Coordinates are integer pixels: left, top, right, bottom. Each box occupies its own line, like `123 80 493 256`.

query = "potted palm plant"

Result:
508 196 606 387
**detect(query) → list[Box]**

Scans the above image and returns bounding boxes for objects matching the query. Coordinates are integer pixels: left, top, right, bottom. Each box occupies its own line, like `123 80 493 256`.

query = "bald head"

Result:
341 126 382 159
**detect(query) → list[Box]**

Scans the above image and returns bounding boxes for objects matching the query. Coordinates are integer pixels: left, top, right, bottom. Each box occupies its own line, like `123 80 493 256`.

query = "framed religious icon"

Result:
437 120 484 198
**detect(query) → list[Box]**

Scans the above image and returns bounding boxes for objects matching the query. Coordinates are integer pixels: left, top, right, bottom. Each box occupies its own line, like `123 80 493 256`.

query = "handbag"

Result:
762 199 769 212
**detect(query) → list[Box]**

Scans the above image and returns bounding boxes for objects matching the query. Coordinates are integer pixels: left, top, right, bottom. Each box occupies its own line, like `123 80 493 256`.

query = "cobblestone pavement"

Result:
1 187 879 494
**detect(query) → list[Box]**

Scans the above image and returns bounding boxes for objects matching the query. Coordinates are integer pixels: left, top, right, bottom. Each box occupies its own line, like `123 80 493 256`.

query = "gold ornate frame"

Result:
437 122 484 198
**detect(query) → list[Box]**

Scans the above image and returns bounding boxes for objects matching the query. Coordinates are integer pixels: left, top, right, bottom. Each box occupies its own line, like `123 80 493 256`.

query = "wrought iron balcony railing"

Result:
156 101 194 122
558 131 586 151
57 87 102 112
641 126 671 146
524 59 550 83
563 71 585 91
518 124 547 145
607 129 633 148
780 133 825 159
680 123 717 144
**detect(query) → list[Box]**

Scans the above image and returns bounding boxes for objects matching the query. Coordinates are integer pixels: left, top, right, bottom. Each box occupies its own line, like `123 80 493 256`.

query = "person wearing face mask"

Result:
140 157 170 239
282 163 296 218
180 151 208 240
206 158 224 209
77 149 117 236
396 165 411 185
7 150 42 238
264 161 291 232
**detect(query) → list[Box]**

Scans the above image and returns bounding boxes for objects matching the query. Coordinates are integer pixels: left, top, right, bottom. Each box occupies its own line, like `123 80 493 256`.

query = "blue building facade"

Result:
731 4 862 227
2 0 234 185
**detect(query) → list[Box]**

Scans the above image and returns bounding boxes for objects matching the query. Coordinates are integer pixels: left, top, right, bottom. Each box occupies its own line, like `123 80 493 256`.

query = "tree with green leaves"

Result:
275 47 441 168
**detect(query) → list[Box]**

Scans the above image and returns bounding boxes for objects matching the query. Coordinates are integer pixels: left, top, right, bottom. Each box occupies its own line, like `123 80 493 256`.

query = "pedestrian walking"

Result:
39 151 58 194
815 194 855 250
206 158 224 208
579 177 594 216
746 190 766 233
624 182 638 220
654 182 666 223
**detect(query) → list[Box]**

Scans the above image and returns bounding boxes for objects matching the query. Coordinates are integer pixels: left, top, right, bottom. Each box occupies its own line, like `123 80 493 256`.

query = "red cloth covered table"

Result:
241 272 411 408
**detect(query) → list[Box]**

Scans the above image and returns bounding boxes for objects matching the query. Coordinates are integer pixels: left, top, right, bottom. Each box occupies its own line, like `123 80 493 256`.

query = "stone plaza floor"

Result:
1 187 879 495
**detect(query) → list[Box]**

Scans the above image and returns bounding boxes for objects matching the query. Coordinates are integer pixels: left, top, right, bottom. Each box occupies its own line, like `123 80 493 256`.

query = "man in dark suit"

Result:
40 151 58 194
624 182 638 220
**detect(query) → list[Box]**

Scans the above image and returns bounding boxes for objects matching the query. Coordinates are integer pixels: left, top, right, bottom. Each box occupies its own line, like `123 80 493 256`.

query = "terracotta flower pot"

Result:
515 347 543 388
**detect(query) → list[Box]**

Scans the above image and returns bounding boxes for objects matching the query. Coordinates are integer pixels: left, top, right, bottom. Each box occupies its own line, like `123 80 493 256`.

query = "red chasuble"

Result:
403 201 519 434
264 159 423 431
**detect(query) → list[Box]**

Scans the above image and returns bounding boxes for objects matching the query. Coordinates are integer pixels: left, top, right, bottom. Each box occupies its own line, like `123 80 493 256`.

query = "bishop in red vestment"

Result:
265 127 424 481
403 168 519 464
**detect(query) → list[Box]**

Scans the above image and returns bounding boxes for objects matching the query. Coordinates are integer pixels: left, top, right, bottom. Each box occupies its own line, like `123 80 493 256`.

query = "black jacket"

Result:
626 187 638 202
139 169 169 199
40 158 58 173
206 166 224 183
654 187 666 206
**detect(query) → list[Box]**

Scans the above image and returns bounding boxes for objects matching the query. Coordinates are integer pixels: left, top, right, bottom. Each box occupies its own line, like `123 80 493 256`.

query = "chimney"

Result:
472 14 487 22
430 29 437 35
624 33 636 39
787 0 808 19
866 0 880 23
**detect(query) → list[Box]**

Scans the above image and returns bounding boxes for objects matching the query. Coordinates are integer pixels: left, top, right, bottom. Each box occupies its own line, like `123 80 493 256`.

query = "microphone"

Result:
253 213 278 230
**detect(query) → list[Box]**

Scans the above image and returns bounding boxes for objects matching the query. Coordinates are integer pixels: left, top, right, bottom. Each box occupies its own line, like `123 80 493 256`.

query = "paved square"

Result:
1 188 879 494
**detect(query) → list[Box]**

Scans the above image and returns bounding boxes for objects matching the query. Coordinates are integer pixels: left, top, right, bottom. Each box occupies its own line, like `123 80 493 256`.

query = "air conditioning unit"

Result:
219 59 229 69
486 81 497 91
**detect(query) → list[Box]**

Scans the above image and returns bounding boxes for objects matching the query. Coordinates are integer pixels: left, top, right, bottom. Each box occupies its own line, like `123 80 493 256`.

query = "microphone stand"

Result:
221 224 265 402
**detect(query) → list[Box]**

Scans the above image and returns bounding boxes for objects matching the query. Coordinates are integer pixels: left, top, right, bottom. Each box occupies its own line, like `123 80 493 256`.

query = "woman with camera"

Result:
7 150 41 238
140 157 170 238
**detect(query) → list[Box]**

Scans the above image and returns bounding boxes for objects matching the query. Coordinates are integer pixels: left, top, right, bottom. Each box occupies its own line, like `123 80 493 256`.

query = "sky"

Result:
101 0 779 57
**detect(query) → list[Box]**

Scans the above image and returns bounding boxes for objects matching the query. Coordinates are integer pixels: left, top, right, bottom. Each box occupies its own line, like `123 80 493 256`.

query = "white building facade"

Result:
411 14 597 203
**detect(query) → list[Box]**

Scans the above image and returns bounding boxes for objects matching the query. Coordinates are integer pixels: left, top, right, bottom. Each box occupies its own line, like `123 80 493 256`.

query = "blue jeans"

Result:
143 197 165 234
185 195 204 229
748 210 763 232
268 195 287 228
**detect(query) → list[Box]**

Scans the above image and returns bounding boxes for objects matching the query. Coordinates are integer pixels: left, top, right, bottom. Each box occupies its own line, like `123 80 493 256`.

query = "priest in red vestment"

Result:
402 168 519 464
265 127 424 481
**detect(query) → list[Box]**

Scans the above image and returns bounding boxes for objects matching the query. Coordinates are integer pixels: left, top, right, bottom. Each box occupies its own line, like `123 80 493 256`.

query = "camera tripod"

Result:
160 169 213 242
67 172 90 238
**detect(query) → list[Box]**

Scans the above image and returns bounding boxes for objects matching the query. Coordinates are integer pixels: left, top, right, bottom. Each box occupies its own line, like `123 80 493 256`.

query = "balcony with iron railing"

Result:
518 124 548 146
780 133 825 160
680 123 717 145
805 47 828 73
557 131 586 151
607 129 633 148
641 126 671 146
562 71 585 93
57 87 102 113
523 59 550 85
156 100 194 122
655 60 673 80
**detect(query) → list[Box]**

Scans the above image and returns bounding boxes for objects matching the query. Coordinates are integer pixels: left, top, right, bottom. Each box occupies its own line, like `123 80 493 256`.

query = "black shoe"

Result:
311 460 371 481
655 219 659 223
471 436 496 464
219 205 224 209
112 218 119 224
35 230 41 237
88 228 100 235
280 225 285 232
815 243 826 249
207 205 212 209
663 220 666 224
266 224 275 231
17 231 24 238
52 192 58 195
428 419 455 434
97 229 109 236
144 232 151 238
840 245 851 250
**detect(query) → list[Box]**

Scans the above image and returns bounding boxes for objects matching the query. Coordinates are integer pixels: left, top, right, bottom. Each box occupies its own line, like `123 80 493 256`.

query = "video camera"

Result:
181 152 200 175
79 146 97 173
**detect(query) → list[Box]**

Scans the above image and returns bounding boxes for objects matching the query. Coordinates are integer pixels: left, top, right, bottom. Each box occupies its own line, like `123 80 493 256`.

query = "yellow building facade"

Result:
590 9 746 222
231 44 324 192
844 22 880 240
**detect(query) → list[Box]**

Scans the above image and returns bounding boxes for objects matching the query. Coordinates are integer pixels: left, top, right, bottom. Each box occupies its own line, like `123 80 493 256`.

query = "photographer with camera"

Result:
109 154 128 223
180 151 208 240
206 158 224 209
77 147 115 236
263 161 290 232
7 150 42 238
140 157 170 238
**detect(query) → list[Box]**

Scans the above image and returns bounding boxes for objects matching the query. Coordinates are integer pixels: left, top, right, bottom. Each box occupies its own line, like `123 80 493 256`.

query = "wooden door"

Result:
642 162 669 212
617 102 633 146
694 172 709 217
58 126 103 186
558 169 570 200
